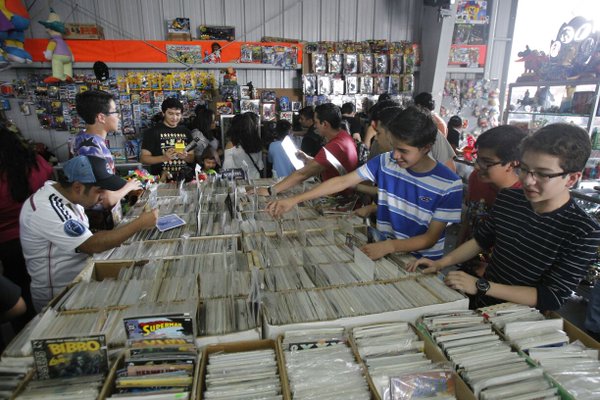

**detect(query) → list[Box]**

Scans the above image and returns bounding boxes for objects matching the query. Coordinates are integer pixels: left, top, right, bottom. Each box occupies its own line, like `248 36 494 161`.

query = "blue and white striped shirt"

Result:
357 152 463 259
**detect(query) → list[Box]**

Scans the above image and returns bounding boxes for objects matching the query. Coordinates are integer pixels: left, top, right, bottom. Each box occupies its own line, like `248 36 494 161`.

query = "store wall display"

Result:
441 77 499 135
302 40 417 109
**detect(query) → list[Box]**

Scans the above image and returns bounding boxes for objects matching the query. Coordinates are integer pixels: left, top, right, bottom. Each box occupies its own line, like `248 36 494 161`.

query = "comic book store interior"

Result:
1 0 600 398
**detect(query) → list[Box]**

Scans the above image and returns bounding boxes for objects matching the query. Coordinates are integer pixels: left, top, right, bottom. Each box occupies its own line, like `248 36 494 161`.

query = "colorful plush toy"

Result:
0 0 32 65
39 9 73 83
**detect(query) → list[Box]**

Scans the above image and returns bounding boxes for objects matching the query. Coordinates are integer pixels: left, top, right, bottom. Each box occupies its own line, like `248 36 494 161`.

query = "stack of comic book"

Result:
106 313 199 399
419 310 559 399
351 322 454 399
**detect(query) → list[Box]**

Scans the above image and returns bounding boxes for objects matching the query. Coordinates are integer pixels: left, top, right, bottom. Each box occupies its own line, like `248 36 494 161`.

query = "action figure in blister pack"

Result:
343 53 358 74
360 75 373 94
374 53 389 74
375 76 389 95
318 75 332 95
240 45 253 63
389 75 401 95
312 53 327 73
390 53 403 74
346 75 358 95
303 74 317 95
328 53 343 74
402 75 414 93
359 53 373 74
332 78 345 95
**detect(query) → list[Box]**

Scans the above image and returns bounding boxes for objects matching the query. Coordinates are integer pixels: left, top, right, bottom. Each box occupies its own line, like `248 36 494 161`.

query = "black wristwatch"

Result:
476 277 490 297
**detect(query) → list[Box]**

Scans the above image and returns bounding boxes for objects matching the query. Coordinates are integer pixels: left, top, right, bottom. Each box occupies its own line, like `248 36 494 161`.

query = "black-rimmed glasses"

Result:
516 166 569 182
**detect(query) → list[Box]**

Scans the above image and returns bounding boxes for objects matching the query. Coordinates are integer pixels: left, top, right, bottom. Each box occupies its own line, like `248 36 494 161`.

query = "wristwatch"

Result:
476 277 490 297
267 185 277 196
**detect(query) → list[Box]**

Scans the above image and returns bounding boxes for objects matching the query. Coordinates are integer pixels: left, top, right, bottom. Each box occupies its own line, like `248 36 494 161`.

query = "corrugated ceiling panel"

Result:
161 0 186 22
264 0 283 38
223 0 243 37
319 0 339 41
355 0 376 41
301 0 320 41
138 0 166 40
337 0 358 41
243 0 265 41
204 1 225 26
117 1 146 39
282 0 302 39
372 0 392 40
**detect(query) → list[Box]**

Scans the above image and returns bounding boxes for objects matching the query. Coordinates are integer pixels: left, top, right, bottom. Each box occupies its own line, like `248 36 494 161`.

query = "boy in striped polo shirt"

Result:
409 123 600 311
267 106 463 261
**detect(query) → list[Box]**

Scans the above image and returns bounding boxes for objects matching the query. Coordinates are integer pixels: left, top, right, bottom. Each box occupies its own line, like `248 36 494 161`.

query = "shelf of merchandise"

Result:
10 62 302 70
504 80 600 136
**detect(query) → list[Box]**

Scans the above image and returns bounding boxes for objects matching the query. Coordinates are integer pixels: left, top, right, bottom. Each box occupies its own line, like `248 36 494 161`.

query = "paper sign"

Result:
354 246 375 279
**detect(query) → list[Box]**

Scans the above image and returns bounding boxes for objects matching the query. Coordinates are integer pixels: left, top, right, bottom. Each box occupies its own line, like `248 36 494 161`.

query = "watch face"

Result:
476 278 490 292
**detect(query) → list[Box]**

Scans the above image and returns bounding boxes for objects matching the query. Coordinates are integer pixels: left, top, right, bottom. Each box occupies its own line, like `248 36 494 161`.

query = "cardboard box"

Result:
549 311 600 350
278 334 373 399
64 23 104 39
199 339 290 400
99 351 201 400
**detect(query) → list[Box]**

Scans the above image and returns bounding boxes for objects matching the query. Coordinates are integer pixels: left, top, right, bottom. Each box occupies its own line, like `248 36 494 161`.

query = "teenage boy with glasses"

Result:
409 123 600 311
73 90 142 223
457 126 527 274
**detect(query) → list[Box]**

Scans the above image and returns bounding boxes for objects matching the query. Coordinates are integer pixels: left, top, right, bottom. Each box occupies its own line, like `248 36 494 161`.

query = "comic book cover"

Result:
123 315 195 340
31 335 109 380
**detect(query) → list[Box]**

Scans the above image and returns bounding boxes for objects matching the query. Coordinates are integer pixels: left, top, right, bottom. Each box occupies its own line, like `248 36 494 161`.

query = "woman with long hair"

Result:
191 106 221 165
222 112 264 179
0 122 52 328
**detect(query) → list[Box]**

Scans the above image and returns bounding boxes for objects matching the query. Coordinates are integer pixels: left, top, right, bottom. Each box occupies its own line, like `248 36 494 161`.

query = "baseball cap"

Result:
62 155 126 191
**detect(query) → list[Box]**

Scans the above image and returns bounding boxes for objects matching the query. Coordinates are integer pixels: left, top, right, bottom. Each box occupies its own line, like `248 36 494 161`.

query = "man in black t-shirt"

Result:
140 98 195 177
341 102 363 141
297 106 324 158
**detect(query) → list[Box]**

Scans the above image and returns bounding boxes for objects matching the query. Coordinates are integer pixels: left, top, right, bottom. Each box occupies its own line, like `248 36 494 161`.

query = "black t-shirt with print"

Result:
142 123 193 175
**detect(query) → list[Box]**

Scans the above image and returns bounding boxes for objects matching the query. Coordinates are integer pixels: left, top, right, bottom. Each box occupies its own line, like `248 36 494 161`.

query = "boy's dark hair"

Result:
341 102 355 115
75 90 114 124
386 106 437 148
298 106 314 120
161 97 184 113
448 116 462 129
275 119 292 140
413 92 435 111
378 107 402 129
476 126 526 164
201 149 216 160
370 100 400 123
378 92 392 102
315 103 342 129
520 123 591 173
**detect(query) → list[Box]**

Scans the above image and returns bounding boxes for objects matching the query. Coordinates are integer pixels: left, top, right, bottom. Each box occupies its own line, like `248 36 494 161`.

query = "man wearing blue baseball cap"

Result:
19 155 158 312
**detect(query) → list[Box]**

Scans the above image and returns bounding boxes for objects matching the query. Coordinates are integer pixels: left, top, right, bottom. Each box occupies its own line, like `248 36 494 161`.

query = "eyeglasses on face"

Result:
105 111 120 115
474 158 503 170
515 166 569 182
